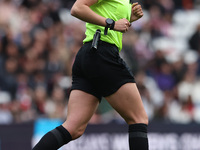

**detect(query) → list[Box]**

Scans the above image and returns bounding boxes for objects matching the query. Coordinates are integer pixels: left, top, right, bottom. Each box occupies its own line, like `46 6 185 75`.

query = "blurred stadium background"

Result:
0 0 200 149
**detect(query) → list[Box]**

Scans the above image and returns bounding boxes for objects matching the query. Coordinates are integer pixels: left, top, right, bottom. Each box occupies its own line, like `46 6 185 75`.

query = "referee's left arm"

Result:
130 2 143 22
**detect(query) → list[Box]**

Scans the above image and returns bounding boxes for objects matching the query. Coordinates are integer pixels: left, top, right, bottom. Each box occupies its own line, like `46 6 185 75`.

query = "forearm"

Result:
71 0 107 27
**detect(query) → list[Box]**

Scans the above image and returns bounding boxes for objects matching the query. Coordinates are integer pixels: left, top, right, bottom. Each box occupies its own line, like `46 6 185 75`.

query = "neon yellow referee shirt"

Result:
83 0 132 51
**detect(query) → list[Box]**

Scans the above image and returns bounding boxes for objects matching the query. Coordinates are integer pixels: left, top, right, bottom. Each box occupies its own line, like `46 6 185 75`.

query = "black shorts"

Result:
71 40 135 100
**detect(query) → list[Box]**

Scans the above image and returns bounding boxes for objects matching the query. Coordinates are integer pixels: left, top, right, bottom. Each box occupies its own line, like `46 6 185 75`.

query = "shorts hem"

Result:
70 87 102 101
103 79 135 97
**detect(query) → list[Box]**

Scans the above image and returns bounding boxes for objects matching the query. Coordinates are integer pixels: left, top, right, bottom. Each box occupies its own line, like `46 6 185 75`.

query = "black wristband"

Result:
110 21 115 30
104 18 115 35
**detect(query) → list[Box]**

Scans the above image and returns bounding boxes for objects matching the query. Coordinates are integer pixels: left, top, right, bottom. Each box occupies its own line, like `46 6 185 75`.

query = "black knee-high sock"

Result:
32 125 72 150
129 123 149 150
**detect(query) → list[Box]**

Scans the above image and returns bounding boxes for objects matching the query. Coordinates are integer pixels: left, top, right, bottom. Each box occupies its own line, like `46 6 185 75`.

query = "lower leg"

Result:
32 125 72 150
129 123 149 150
105 83 149 150
33 90 99 150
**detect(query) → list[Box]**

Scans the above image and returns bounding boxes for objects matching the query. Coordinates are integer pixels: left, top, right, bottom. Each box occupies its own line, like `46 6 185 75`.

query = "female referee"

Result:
32 0 149 150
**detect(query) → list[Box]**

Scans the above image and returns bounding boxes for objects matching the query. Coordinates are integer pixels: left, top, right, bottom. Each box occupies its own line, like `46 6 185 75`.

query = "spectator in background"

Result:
153 60 175 91
169 50 200 123
182 0 194 9
32 86 48 115
171 58 186 85
189 23 200 52
0 57 18 98
188 23 200 76
0 39 3 73
45 86 67 119
173 0 183 9
0 91 13 124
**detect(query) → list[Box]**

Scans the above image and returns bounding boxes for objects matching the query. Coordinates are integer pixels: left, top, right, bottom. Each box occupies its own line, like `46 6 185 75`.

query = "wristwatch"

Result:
104 18 115 35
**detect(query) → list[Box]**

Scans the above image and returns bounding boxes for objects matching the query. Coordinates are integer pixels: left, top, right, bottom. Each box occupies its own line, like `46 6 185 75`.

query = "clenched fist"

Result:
114 18 131 33
130 2 143 22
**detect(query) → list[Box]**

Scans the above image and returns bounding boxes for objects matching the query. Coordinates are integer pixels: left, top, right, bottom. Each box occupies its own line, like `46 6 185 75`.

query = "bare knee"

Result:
62 122 86 140
70 127 85 140
125 112 149 125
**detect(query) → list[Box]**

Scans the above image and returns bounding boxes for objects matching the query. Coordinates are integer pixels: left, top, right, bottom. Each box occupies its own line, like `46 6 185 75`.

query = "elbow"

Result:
71 6 79 17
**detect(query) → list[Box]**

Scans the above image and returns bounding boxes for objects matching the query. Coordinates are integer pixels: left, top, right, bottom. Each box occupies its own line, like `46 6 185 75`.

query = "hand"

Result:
130 2 143 22
114 18 131 33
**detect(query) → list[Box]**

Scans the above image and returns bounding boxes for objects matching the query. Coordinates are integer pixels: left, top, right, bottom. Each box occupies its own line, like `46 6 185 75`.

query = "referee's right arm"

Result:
71 0 130 33
71 0 107 27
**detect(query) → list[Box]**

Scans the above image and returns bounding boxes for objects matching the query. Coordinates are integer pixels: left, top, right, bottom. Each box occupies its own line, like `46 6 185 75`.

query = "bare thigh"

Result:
105 83 148 125
62 90 99 139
